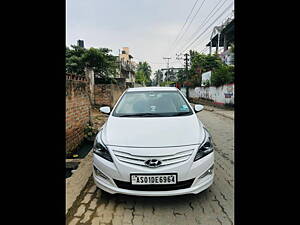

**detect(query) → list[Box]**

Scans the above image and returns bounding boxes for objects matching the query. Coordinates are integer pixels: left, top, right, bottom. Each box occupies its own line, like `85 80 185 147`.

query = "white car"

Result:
93 87 214 196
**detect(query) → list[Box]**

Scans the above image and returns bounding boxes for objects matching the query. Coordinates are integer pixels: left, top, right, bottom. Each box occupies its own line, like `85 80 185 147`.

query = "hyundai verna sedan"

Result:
92 87 214 196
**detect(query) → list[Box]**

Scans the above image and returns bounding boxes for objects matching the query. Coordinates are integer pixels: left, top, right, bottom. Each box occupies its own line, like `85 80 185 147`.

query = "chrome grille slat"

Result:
114 154 145 162
114 149 193 158
118 159 147 167
162 156 190 164
161 153 192 161
113 148 194 167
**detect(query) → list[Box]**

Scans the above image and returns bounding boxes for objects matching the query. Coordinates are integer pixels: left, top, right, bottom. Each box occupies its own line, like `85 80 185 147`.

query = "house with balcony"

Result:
117 47 136 87
206 15 234 65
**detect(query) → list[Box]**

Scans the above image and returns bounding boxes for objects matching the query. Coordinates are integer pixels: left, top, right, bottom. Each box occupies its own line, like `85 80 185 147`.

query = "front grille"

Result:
113 179 195 191
113 149 194 167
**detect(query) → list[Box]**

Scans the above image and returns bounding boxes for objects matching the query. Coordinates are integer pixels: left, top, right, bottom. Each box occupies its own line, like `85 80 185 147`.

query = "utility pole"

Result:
118 49 122 78
156 71 159 86
163 57 171 81
184 53 190 99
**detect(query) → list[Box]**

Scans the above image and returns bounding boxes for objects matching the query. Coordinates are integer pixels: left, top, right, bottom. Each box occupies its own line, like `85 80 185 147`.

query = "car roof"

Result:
126 87 178 92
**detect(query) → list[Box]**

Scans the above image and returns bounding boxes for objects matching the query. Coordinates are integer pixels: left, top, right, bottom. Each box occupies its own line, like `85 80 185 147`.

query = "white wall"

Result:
189 83 234 105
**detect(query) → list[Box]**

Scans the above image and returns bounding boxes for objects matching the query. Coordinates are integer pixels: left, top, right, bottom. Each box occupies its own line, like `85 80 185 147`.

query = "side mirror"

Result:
194 104 204 113
100 106 111 114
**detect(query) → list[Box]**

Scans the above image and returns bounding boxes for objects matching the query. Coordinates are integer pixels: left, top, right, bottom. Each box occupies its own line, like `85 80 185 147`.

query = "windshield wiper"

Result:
168 112 192 116
119 113 165 117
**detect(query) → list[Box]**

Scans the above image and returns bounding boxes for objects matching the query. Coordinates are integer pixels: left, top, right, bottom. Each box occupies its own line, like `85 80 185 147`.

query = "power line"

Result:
176 0 231 54
170 0 208 55
200 46 209 53
195 26 216 48
181 2 234 53
177 27 212 56
187 4 233 52
194 11 233 53
165 0 200 55
175 0 229 54
193 10 234 53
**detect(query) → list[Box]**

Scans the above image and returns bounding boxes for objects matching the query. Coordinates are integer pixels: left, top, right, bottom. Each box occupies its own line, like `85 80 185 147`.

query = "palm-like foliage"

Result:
135 61 152 86
153 70 163 85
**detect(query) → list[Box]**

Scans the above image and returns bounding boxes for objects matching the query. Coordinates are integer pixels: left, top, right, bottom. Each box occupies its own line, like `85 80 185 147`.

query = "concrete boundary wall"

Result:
189 83 234 105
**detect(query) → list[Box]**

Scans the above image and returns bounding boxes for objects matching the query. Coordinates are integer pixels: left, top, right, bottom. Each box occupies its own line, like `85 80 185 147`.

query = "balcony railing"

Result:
119 61 136 72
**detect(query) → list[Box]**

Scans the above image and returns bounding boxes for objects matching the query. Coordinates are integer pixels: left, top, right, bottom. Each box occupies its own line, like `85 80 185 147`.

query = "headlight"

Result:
93 131 113 162
194 128 214 161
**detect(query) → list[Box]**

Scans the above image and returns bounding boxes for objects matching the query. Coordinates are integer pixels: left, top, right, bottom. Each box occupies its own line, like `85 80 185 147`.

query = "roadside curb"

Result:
66 149 93 215
191 103 234 120
204 108 214 112
213 111 234 120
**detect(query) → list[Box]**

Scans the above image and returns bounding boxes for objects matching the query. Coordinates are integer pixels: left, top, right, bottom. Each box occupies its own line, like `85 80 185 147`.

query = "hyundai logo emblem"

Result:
144 159 162 168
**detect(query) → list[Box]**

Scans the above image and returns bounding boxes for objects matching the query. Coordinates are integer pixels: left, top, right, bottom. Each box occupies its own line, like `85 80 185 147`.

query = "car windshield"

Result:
112 91 193 117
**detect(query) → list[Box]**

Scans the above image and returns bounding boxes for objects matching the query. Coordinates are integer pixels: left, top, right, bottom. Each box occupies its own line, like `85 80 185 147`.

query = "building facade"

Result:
118 47 136 87
206 14 234 65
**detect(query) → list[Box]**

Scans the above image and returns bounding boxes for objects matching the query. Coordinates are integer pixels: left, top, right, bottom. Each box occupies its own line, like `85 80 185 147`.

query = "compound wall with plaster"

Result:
189 83 234 105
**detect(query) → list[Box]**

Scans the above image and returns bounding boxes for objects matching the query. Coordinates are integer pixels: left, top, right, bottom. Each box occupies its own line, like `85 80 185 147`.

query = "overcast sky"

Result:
66 0 234 77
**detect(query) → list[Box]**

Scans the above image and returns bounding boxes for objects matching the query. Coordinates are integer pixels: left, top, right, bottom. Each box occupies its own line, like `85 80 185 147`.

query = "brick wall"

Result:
94 84 125 108
66 74 126 155
66 74 91 155
94 84 113 107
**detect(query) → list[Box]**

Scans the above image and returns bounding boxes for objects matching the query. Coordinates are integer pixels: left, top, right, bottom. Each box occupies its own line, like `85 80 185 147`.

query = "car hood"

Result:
101 114 205 148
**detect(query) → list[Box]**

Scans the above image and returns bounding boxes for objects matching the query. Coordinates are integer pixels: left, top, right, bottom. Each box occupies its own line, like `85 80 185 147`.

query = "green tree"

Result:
65 45 118 79
211 64 234 87
176 69 186 83
189 51 222 76
66 45 87 75
185 50 232 87
136 62 152 86
153 69 163 85
191 51 222 69
82 47 118 79
190 51 222 85
135 70 148 86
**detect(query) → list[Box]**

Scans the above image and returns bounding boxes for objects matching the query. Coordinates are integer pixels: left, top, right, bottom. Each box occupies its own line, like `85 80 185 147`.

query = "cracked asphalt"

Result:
67 110 234 225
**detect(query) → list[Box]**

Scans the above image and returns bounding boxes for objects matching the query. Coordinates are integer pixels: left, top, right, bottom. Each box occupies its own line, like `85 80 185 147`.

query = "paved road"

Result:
67 110 234 225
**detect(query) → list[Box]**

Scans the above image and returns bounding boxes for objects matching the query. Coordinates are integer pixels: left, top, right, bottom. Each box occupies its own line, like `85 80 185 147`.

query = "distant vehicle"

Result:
93 87 214 196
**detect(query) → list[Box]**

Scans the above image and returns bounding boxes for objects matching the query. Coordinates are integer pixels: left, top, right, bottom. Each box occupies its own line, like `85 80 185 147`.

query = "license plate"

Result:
131 174 177 185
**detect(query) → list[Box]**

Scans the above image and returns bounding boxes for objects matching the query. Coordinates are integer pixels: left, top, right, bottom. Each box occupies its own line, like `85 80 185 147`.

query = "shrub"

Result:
83 123 98 139
211 64 234 87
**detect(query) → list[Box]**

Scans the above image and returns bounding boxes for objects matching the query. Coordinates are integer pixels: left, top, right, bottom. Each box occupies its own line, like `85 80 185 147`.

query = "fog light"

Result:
199 164 214 179
93 166 109 180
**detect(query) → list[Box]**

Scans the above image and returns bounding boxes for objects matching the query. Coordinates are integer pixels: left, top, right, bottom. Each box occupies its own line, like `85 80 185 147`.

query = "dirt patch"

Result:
91 106 108 129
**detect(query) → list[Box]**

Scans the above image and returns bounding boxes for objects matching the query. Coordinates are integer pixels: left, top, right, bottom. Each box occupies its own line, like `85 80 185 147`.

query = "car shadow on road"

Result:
99 187 213 209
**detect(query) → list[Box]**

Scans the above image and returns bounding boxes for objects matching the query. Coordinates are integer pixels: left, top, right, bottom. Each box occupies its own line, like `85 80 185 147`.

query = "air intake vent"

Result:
113 179 194 191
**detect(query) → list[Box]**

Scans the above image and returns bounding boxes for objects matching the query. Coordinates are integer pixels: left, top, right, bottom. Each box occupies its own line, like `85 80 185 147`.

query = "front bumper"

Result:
92 144 214 196
93 170 213 196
